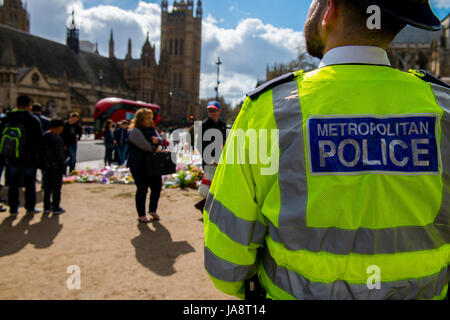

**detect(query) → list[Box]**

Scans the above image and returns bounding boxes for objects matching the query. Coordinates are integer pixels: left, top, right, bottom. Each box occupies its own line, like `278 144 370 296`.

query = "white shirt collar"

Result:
318 46 391 68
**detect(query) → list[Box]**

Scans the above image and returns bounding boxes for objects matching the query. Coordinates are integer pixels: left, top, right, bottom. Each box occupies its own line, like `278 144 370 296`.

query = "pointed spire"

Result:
95 42 99 54
109 29 115 58
143 31 151 51
196 0 202 18
68 9 77 30
127 38 132 59
161 0 168 11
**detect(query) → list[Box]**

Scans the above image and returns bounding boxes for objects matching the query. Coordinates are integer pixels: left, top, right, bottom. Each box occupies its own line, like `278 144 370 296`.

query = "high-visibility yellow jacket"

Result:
203 65 450 300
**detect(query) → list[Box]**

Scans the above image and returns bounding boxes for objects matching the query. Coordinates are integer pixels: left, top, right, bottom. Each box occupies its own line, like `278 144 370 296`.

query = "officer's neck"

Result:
322 31 390 56
323 41 389 57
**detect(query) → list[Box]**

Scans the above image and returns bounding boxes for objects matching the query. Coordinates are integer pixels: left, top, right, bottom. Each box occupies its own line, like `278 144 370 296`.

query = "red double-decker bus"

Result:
94 97 162 139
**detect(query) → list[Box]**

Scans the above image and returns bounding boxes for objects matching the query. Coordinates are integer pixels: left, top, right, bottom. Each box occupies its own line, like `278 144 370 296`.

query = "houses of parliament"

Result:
0 0 202 125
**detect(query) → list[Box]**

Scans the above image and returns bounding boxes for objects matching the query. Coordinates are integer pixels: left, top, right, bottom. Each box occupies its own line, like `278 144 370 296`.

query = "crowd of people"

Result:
0 95 84 215
96 100 226 223
0 93 227 226
100 119 172 167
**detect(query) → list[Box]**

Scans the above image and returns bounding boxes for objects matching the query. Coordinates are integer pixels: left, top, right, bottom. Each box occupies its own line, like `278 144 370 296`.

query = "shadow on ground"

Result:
131 221 196 277
0 213 63 258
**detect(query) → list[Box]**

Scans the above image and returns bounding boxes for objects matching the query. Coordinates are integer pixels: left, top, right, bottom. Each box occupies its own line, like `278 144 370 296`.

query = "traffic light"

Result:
182 117 187 124
189 114 195 121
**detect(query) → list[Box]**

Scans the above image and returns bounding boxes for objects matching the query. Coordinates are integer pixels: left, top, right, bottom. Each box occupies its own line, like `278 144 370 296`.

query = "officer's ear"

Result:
322 0 337 32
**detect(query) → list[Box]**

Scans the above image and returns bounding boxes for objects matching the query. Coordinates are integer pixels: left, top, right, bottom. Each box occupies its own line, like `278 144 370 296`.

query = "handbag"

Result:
144 151 176 176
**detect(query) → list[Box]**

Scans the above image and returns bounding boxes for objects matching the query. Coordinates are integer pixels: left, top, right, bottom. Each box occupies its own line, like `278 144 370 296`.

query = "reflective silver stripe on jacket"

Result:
271 78 450 255
204 247 257 282
262 248 448 300
268 222 449 254
205 193 267 246
431 83 450 226
272 80 308 227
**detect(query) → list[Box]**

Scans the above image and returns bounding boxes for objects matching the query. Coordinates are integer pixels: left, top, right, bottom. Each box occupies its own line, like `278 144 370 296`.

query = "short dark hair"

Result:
17 95 31 107
50 118 64 128
31 104 42 112
340 0 406 43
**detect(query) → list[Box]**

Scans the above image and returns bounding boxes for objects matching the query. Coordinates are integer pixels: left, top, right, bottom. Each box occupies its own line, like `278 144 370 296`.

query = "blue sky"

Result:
83 0 449 30
25 0 450 106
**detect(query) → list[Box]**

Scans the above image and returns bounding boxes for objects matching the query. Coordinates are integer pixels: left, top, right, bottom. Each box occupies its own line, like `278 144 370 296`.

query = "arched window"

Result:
173 73 177 89
178 72 183 89
32 73 40 85
418 52 428 70
175 39 178 55
180 39 184 56
170 40 173 55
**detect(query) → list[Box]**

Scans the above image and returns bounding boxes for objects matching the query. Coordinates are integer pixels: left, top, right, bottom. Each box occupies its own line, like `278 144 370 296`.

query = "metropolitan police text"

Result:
309 116 440 174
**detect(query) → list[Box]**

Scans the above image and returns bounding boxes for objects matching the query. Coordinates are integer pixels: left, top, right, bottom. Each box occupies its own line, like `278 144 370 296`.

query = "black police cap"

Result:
357 0 442 31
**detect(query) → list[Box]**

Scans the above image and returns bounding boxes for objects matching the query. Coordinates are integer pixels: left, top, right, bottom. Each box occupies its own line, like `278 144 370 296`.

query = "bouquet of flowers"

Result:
163 164 203 189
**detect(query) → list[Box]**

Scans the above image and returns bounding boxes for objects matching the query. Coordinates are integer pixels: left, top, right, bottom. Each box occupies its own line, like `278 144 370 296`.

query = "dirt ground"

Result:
0 183 236 300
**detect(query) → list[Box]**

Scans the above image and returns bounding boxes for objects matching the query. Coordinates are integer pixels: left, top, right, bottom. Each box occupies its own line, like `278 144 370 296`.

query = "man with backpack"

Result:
0 95 43 215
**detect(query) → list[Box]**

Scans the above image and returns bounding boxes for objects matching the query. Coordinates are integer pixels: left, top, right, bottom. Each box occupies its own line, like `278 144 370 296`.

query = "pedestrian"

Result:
31 104 50 189
103 119 115 167
159 128 170 150
31 104 50 132
203 0 449 300
128 108 163 223
0 95 43 215
114 120 129 165
41 118 66 215
0 106 7 211
62 112 82 175
196 101 227 209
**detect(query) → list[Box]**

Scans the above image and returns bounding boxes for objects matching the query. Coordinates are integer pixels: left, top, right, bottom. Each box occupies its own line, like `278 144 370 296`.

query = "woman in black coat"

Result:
128 108 163 223
103 119 116 166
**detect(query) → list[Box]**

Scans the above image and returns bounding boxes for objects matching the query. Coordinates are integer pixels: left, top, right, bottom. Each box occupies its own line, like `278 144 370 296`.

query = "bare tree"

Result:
266 48 320 81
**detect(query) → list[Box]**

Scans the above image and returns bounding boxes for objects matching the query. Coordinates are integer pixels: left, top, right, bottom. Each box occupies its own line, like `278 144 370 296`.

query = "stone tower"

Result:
66 10 79 53
161 0 202 121
0 0 30 32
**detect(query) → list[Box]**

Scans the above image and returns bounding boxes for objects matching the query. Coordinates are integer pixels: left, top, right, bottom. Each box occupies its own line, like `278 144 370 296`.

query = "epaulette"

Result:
246 72 295 100
409 69 450 89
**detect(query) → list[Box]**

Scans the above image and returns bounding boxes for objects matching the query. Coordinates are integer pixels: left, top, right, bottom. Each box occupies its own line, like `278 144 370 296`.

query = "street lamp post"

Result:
215 57 222 101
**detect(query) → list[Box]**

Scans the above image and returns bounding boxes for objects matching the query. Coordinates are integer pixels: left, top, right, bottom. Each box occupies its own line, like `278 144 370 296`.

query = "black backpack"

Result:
0 121 26 159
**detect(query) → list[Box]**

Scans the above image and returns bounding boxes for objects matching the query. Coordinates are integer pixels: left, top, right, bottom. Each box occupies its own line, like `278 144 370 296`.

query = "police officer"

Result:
203 0 449 300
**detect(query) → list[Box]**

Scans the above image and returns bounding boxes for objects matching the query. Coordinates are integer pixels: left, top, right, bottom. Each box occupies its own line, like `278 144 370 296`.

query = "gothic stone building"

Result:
387 14 450 83
0 0 202 125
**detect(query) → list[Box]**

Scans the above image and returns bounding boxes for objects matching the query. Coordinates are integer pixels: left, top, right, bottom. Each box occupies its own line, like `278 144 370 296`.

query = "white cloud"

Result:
201 16 304 105
28 0 160 59
26 1 305 107
431 0 450 8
